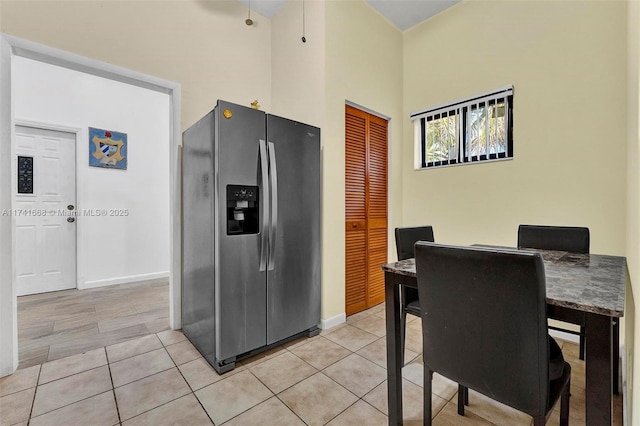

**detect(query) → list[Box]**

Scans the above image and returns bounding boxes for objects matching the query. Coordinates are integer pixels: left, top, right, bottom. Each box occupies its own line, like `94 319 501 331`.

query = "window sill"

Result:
414 156 513 171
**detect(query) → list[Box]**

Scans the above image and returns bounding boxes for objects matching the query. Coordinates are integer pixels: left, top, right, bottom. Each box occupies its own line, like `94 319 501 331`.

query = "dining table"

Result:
381 248 627 426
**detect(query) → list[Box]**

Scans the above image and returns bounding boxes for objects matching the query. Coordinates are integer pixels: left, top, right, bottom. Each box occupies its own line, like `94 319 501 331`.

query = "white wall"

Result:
0 0 272 129
0 36 17 375
13 56 170 288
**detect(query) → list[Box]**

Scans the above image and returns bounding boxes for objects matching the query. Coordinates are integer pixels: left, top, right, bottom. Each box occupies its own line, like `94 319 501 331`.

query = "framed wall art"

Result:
89 127 127 170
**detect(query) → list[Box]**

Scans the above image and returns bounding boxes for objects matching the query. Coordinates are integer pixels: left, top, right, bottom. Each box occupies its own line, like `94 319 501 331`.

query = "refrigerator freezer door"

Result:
182 111 216 363
265 115 321 345
215 100 268 361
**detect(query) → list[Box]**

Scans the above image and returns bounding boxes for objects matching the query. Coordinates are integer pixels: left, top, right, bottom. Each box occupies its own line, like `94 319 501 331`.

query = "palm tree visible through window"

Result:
413 86 513 169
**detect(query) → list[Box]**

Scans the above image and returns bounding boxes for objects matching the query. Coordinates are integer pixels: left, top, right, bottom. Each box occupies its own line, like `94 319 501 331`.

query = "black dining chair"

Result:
394 226 434 356
415 242 571 425
518 225 589 360
395 226 469 406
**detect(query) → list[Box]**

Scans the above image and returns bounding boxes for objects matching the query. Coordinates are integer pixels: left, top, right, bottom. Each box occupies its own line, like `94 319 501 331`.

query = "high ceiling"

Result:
366 0 461 30
237 0 461 31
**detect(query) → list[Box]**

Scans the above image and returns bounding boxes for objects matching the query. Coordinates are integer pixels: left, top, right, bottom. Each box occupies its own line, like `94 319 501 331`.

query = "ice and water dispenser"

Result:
226 185 259 235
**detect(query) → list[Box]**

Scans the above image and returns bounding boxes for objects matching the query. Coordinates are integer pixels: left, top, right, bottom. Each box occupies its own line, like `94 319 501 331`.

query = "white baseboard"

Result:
80 271 169 289
549 329 580 344
0 358 19 378
321 312 346 330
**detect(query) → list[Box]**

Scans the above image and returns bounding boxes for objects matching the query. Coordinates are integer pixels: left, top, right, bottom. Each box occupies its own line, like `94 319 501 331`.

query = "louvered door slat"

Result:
346 230 367 315
345 112 367 223
345 106 368 315
345 105 388 315
367 227 387 306
368 118 388 222
366 114 388 306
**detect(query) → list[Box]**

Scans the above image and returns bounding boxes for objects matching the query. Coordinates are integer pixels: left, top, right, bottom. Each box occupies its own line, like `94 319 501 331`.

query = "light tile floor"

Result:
1 303 624 425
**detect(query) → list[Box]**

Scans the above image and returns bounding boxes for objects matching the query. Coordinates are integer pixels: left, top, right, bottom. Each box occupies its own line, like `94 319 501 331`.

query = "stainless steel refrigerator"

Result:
182 100 321 374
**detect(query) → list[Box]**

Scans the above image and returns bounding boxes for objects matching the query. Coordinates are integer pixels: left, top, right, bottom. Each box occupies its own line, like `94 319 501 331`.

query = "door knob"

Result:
67 217 75 223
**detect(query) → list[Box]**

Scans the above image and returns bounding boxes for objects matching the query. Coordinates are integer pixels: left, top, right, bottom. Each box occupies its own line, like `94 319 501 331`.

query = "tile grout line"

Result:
295 313 387 423
167 333 216 425
14 297 599 425
300 369 361 417
111 363 177 391
286 337 353 371
358 378 391 419
24 363 43 425
321 396 360 425
318 327 379 354
109 331 233 424
224 363 278 422
317 352 386 390
28 368 115 420
226 362 350 426
283 334 401 421
104 346 123 425
348 316 387 336
317 337 448 423
358 395 389 419
248 348 320 394
116 385 199 424
29 390 117 424
35 360 108 386
430 391 449 420
106 341 164 365
273 394 309 425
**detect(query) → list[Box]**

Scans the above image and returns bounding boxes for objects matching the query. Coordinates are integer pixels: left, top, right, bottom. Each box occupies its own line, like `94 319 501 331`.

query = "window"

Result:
412 86 513 169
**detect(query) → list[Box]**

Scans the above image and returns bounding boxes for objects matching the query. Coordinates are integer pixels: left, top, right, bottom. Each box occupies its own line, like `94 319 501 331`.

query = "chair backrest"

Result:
395 226 435 261
518 225 590 254
414 242 550 417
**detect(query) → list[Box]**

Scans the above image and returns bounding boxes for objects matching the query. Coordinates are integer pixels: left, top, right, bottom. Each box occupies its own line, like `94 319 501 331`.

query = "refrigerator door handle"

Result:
259 139 269 272
267 141 278 271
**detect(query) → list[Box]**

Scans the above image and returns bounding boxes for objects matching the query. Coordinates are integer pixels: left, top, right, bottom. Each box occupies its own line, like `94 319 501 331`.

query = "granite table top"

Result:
381 248 627 318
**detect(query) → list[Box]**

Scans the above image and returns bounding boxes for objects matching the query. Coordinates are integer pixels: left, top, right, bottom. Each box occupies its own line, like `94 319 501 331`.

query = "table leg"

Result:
585 312 613 425
385 271 403 425
613 318 620 395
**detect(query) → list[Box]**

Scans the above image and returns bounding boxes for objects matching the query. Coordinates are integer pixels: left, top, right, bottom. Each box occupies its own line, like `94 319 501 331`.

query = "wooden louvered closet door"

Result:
345 105 388 315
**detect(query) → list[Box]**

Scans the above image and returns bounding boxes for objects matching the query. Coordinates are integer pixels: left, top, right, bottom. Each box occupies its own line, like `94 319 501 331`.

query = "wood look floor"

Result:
17 279 170 369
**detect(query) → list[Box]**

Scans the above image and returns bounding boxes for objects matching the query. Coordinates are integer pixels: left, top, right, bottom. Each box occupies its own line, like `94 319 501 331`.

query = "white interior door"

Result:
14 125 77 296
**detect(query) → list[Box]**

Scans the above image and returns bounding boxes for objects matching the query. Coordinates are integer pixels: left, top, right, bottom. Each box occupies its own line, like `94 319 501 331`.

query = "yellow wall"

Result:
0 0 272 129
627 0 639 421
0 0 403 323
271 0 325 128
404 1 633 419
403 1 627 255
2 8 637 418
271 0 331 318
323 0 403 320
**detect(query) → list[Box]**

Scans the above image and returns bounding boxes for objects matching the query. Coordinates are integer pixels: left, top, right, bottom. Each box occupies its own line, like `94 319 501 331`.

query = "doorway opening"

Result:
0 34 182 376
